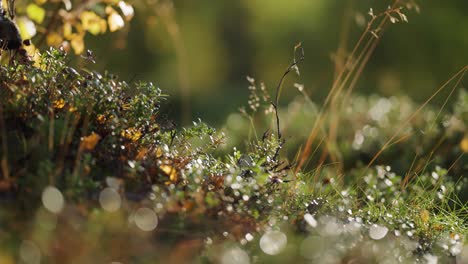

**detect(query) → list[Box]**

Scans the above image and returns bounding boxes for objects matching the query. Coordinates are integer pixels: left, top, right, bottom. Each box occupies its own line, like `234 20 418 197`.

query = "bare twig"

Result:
272 42 304 140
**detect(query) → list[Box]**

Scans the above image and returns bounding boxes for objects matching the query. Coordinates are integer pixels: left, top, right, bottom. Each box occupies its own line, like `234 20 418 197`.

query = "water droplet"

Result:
384 179 393 186
221 246 250 264
259 230 287 255
41 186 65 214
99 187 121 212
369 224 388 240
304 213 317 227
134 207 158 231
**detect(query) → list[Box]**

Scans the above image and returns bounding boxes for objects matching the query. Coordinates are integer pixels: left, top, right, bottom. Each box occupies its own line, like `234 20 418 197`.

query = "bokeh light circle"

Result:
19 240 41 264
41 186 65 214
134 207 158 231
221 246 250 264
99 187 121 212
259 230 287 255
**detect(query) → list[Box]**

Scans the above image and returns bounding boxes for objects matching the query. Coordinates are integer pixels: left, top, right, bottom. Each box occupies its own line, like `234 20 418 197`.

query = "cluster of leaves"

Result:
0 48 165 200
10 0 134 55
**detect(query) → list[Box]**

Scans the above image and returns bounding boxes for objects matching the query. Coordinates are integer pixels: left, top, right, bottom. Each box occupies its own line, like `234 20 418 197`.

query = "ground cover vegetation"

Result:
0 0 467 263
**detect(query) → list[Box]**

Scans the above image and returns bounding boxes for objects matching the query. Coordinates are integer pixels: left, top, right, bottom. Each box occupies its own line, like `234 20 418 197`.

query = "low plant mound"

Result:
0 49 467 263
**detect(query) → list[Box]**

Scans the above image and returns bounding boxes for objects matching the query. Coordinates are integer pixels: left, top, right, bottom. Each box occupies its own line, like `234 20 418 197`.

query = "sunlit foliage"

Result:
6 0 134 54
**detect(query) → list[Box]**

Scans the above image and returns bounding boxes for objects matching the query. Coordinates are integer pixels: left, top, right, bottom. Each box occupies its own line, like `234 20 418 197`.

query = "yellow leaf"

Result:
16 16 37 39
80 11 107 35
135 148 148 160
121 103 131 110
46 32 63 46
160 164 177 182
96 114 106 124
108 12 125 32
120 127 142 142
23 43 42 68
63 23 73 40
155 147 163 158
420 209 430 223
26 4 46 24
80 133 101 151
52 99 65 109
118 1 134 21
70 34 84 54
461 137 468 153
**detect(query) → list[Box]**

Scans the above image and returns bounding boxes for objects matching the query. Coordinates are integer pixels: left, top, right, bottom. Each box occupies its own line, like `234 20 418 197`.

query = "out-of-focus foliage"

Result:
81 0 467 124
223 73 468 177
8 0 134 54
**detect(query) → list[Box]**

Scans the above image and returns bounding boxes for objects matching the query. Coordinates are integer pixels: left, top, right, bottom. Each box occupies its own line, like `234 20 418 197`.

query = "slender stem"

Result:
272 43 304 140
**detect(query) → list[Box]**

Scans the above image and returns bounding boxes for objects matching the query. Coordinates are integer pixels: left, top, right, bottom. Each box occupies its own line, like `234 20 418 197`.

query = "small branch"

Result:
272 42 305 140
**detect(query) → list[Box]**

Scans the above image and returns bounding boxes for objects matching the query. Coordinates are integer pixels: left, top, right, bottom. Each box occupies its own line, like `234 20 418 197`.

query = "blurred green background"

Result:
87 0 468 125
